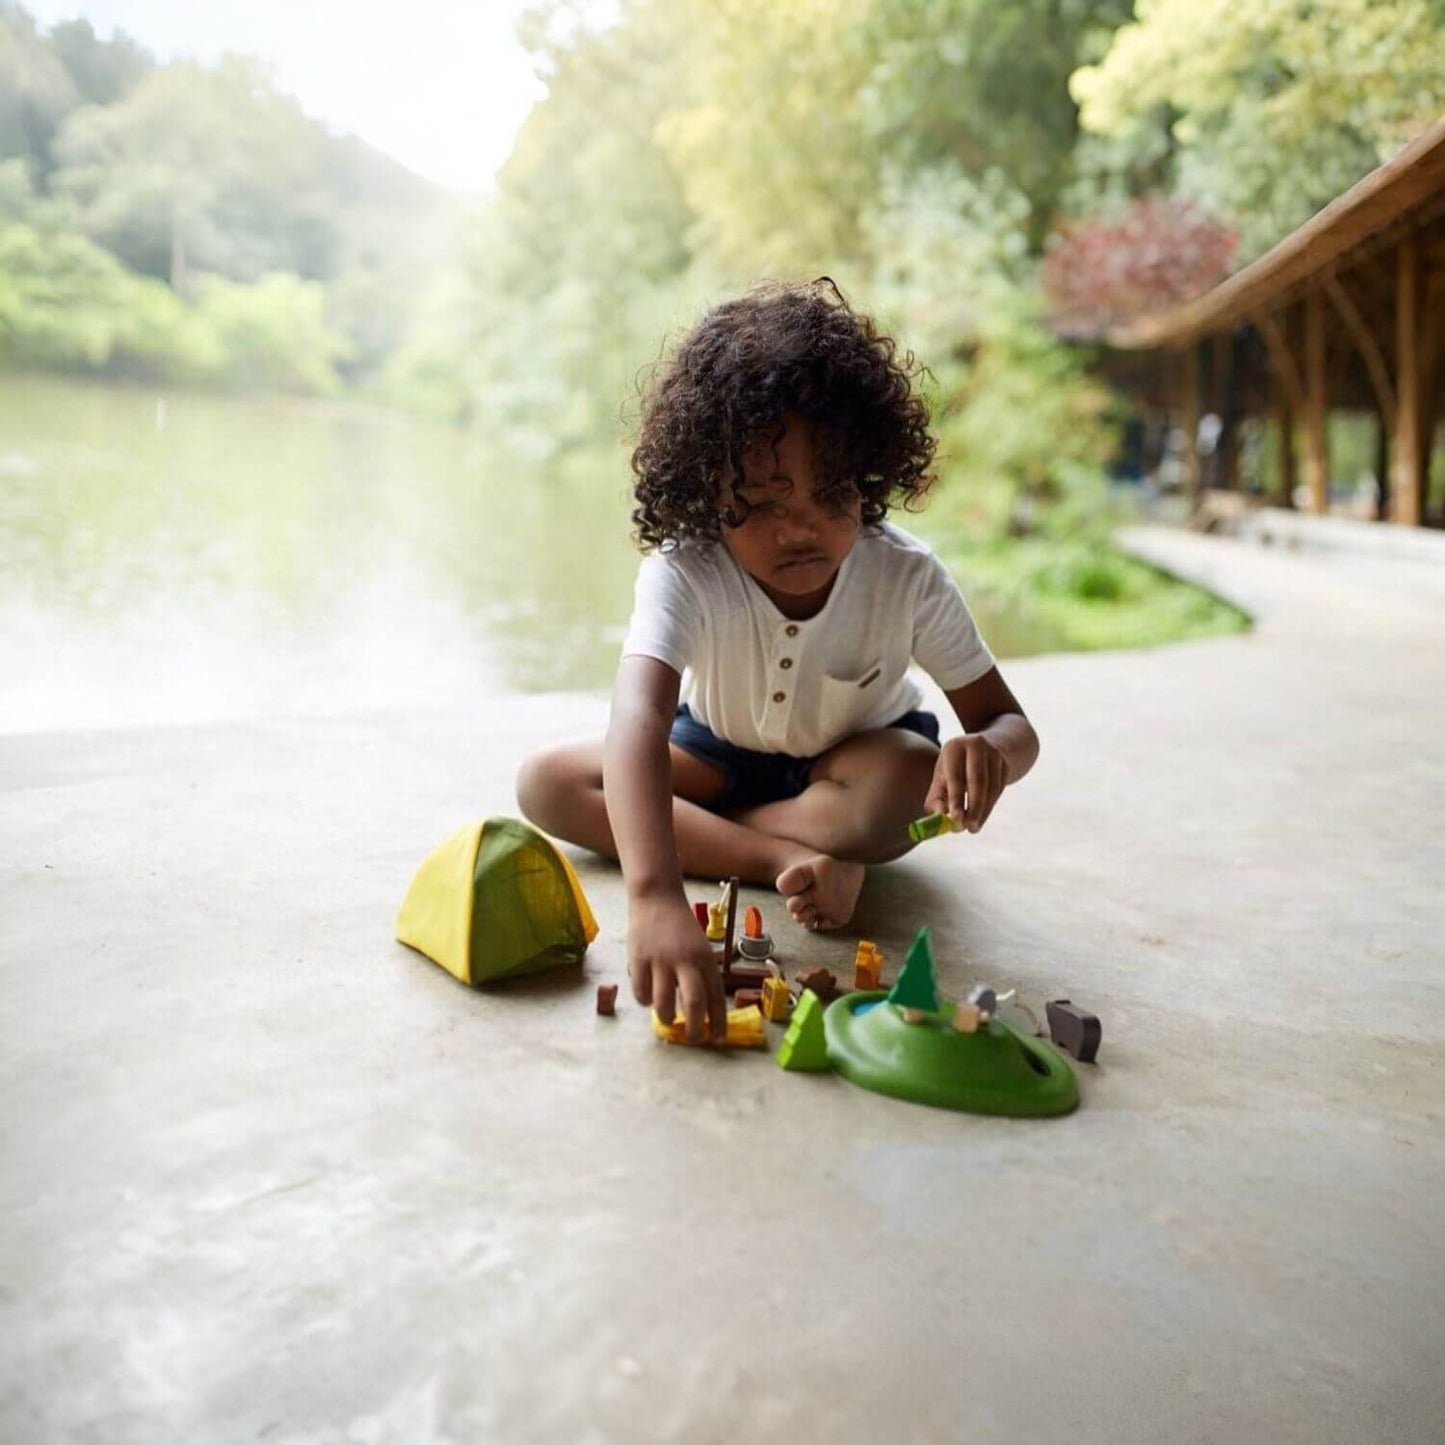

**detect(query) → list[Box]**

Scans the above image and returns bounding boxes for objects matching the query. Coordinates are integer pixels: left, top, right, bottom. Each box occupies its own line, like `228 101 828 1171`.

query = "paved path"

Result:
2 526 1441 1443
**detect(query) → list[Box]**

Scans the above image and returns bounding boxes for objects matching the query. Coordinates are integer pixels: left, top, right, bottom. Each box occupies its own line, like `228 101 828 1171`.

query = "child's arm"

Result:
925 666 1040 834
603 654 728 1042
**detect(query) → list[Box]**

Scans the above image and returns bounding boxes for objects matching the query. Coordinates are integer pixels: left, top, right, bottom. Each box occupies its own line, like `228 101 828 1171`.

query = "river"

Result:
0 374 1051 733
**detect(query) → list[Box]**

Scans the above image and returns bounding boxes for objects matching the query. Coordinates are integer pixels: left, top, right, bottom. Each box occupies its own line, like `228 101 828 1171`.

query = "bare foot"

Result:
775 855 866 931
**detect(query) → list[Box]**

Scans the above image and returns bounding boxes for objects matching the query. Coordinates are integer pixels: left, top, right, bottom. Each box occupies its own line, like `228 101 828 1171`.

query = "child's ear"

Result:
717 467 751 529
720 489 752 529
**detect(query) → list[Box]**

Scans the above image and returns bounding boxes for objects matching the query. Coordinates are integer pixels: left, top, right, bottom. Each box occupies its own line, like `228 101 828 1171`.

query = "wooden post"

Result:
1374 410 1390 520
1219 330 1239 492
1420 280 1442 523
1392 233 1423 525
1303 291 1329 513
1207 331 1225 490
1182 342 1201 497
1274 380 1297 506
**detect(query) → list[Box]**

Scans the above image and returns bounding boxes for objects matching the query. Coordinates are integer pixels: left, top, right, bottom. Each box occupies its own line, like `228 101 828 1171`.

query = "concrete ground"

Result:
2 526 1442 1444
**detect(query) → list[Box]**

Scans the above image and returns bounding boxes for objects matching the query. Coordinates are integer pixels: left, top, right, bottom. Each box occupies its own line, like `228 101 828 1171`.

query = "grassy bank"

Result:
939 534 1251 655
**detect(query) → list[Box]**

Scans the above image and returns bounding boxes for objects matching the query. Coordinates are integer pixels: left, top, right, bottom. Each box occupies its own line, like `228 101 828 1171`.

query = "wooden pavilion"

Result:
1102 115 1445 527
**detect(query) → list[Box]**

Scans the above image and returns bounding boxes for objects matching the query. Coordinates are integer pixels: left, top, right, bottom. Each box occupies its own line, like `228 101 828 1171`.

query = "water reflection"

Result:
0 374 1046 733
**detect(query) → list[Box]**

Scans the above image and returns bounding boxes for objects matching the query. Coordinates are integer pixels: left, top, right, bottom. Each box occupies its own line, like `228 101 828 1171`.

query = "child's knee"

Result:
819 748 933 862
515 744 594 827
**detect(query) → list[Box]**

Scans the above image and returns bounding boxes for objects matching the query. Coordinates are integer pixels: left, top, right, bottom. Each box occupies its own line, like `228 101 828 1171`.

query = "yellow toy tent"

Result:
395 817 598 986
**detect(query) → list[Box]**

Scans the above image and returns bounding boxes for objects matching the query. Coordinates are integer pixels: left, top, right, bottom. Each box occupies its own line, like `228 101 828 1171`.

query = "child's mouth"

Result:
777 553 828 571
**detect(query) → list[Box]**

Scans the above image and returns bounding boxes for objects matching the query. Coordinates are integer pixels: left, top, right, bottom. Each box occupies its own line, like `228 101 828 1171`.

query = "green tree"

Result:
50 56 337 288
651 0 879 276
189 272 348 393
391 1 696 442
861 0 1133 250
0 217 203 373
0 1 78 173
1070 0 1445 257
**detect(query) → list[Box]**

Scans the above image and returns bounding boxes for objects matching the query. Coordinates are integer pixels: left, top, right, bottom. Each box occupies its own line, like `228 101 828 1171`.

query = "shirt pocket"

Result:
817 658 887 742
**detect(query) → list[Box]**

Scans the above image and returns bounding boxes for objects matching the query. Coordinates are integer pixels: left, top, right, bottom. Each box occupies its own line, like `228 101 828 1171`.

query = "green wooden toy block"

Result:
776 989 829 1071
907 811 957 844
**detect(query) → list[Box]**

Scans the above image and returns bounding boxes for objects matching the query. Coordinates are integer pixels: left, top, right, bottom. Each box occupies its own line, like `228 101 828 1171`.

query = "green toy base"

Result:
824 992 1079 1117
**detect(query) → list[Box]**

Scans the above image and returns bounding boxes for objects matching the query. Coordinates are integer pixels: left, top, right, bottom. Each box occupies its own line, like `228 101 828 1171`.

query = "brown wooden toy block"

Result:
596 984 618 1016
722 961 771 994
735 988 762 1009
1046 999 1101 1062
795 965 840 1003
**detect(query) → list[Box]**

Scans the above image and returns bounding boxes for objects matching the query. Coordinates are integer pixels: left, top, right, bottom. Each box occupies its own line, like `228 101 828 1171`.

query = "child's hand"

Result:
626 895 728 1043
925 734 1010 835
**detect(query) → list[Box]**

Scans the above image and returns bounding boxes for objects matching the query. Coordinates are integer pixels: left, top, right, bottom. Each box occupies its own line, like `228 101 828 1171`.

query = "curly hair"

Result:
629 279 935 551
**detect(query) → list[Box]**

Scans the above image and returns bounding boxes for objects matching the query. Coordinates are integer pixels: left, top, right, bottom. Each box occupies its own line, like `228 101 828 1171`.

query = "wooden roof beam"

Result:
1106 114 1445 350
1254 308 1306 415
1324 274 1396 431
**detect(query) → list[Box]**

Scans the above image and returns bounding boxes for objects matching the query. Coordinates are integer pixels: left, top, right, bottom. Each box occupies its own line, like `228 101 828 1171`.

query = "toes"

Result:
785 892 820 929
775 862 813 898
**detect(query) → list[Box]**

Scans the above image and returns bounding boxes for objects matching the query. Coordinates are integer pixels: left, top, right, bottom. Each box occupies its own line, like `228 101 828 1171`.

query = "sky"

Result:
21 0 560 193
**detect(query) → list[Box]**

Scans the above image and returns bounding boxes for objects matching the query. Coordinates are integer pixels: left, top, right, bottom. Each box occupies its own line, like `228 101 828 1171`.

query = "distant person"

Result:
516 280 1039 1041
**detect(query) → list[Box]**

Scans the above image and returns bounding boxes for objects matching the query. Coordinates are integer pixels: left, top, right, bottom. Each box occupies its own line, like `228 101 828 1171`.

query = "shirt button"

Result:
772 691 786 704
779 657 793 670
785 624 799 637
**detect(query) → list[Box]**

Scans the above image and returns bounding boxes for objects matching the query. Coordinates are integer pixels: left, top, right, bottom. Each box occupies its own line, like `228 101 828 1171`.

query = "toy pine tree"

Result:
887 927 940 1012
776 989 829 1071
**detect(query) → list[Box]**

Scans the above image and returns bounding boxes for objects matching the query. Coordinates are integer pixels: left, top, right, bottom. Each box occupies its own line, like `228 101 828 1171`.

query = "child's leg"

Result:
727 728 937 931
515 739 867 925
729 728 938 864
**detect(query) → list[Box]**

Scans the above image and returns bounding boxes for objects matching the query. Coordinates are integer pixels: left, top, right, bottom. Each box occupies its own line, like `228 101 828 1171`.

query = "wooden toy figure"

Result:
853 940 882 991
706 901 727 942
760 975 793 1022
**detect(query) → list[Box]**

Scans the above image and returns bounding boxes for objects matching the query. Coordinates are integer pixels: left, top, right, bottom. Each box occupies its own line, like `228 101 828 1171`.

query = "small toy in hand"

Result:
907 811 958 845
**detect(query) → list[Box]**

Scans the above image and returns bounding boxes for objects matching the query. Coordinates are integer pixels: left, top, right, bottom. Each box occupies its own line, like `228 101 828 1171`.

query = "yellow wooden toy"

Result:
760 975 793 1022
853 940 883 991
652 1005 766 1048
706 901 727 942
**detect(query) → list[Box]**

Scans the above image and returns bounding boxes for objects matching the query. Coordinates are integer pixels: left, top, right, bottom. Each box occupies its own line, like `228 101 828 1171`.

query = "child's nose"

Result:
775 499 823 542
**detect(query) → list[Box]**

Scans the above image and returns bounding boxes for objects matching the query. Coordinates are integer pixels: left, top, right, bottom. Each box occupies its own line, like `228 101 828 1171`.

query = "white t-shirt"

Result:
620 521 995 757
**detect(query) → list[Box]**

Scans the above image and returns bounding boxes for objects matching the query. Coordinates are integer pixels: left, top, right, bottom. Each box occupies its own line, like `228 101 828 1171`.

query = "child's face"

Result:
719 414 860 617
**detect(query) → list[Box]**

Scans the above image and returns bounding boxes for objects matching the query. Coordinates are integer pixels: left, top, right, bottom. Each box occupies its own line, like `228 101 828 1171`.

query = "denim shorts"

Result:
670 703 941 813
